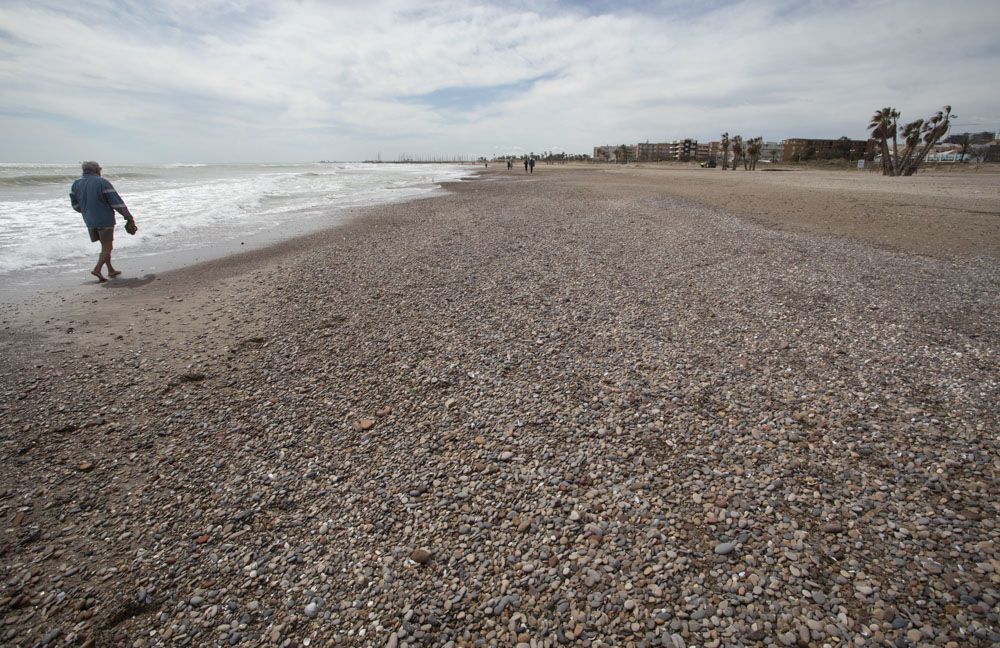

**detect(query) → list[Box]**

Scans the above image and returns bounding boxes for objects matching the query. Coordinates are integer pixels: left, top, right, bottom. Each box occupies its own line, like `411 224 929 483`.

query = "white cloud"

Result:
0 0 997 161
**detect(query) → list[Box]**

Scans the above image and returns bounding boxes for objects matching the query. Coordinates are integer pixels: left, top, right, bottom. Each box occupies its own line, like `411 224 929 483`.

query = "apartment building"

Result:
668 139 698 160
635 142 674 161
782 138 873 162
632 139 701 161
596 139 704 162
593 144 637 163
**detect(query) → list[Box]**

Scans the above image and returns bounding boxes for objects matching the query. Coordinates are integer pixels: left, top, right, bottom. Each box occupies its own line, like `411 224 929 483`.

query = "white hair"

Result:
81 160 101 174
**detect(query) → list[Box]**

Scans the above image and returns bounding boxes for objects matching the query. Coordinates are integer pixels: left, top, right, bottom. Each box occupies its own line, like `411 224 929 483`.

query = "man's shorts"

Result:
88 227 114 245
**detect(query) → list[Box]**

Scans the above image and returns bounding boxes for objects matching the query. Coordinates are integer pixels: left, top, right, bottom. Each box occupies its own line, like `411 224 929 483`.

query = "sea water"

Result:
0 162 473 280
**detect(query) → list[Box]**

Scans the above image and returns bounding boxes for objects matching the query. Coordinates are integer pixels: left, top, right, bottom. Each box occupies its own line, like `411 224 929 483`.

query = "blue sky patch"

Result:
406 74 556 112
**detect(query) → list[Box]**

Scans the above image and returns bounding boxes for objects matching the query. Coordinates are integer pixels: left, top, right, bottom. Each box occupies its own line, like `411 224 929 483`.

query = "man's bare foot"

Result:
91 271 107 283
108 269 122 277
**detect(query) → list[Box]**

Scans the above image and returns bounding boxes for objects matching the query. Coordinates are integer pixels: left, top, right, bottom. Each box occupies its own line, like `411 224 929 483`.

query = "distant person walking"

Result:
529 157 536 174
507 159 512 171
70 161 138 282
524 158 529 172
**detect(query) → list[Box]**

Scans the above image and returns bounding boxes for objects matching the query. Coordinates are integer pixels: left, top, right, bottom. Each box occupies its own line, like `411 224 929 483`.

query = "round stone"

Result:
714 542 735 555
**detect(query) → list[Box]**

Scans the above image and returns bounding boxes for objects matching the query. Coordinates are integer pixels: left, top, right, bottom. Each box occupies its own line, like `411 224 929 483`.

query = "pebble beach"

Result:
2 165 998 647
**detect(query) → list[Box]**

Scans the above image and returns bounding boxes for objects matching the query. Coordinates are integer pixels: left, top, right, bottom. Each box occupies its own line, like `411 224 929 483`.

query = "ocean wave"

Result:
105 173 155 180
0 174 77 187
0 172 153 187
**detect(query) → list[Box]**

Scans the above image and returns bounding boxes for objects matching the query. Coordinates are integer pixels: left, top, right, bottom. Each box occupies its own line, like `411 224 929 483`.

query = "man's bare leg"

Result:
106 250 121 277
92 240 111 282
91 254 107 282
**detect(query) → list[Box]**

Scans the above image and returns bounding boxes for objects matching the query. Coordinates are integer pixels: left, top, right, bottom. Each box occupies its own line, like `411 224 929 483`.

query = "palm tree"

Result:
866 105 954 176
731 135 743 170
868 110 885 172
895 119 924 175
889 109 902 172
721 132 730 171
903 106 953 176
746 137 763 170
869 107 898 175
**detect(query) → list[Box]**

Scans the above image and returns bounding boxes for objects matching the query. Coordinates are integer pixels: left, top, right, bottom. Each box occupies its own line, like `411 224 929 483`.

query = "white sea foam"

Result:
0 162 473 275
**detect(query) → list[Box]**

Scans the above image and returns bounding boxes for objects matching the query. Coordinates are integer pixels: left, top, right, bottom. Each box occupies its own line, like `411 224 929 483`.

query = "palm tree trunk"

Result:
897 149 915 176
903 140 937 176
898 134 924 175
891 132 900 175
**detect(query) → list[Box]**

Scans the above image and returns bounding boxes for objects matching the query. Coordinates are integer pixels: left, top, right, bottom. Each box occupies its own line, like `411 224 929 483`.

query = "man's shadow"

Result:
102 273 157 289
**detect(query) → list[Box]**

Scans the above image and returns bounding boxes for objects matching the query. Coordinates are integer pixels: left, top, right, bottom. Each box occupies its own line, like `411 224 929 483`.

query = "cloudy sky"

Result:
1 0 998 163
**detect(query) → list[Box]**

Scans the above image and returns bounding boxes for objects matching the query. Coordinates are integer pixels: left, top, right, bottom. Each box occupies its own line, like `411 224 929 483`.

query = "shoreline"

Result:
1 172 487 378
0 162 479 306
2 166 998 647
4 163 996 313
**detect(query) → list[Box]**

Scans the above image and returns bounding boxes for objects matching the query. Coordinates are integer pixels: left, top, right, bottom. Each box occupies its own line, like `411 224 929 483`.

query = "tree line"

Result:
868 105 953 176
719 133 765 170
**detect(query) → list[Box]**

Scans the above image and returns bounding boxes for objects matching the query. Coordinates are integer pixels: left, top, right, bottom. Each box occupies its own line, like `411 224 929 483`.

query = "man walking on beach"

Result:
529 157 536 174
524 158 529 172
70 161 138 282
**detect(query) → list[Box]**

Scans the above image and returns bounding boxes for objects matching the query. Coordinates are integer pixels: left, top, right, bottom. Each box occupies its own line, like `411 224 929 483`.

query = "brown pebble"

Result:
409 548 432 564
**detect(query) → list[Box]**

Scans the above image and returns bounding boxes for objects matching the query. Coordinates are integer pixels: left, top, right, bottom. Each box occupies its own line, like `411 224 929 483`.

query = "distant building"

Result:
593 146 614 162
706 141 722 159
635 142 675 162
669 139 698 161
945 131 998 146
783 138 874 162
632 139 700 161
761 141 783 163
593 144 637 163
926 151 973 163
596 139 708 162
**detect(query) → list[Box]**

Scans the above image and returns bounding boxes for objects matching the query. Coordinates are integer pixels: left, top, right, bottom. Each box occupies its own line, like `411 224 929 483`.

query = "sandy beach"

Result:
2 166 998 646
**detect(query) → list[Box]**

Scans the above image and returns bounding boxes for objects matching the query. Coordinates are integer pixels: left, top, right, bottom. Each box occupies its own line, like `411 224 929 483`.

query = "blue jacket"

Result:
70 173 131 228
